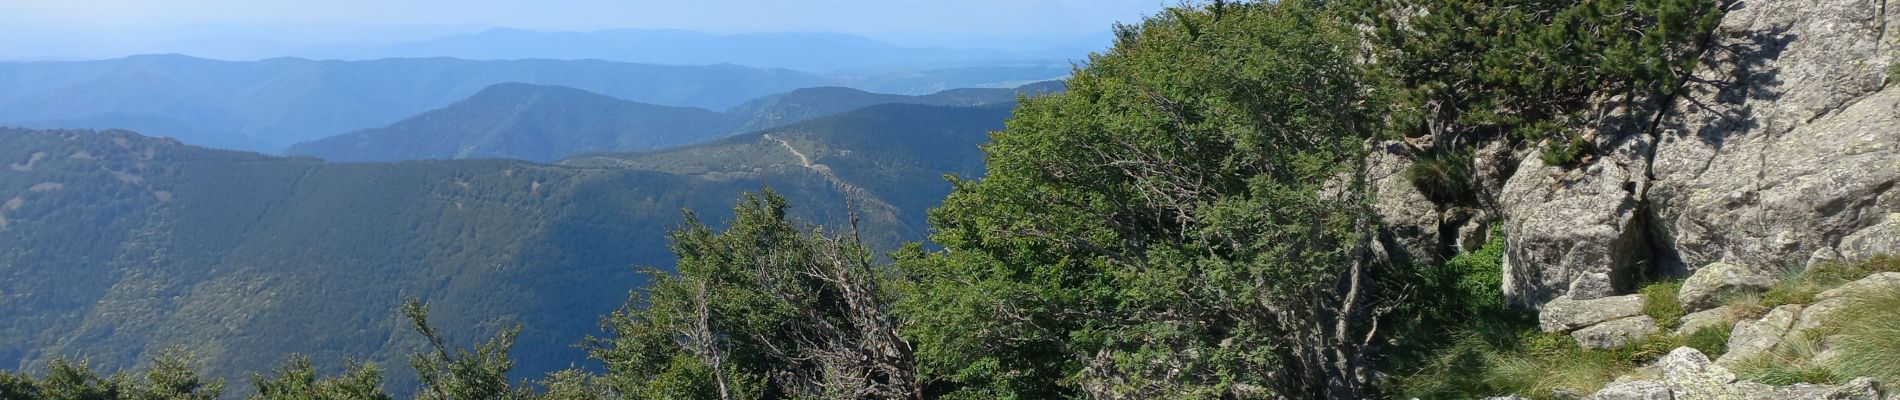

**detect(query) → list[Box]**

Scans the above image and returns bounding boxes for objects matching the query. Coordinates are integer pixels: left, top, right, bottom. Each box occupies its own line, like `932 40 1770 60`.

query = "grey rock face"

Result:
1499 127 1656 308
1773 378 1885 400
1678 262 1777 311
1586 380 1671 400
1675 306 1733 336
1662 347 1740 399
1718 305 1802 367
1647 0 1900 276
1572 315 1660 349
1366 140 1448 265
1540 294 1649 332
1572 348 1889 400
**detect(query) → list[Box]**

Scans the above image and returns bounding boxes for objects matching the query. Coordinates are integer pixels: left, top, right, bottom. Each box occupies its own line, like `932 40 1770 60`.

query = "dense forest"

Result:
5 0 1899 399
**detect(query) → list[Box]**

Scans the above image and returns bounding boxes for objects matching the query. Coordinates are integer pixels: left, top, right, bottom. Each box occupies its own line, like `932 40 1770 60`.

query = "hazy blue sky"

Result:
0 0 1178 57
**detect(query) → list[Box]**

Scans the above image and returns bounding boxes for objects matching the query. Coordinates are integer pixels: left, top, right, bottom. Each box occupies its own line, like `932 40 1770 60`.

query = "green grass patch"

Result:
1395 326 1696 399
1391 251 1705 398
1723 255 1900 387
1683 324 1731 359
1888 61 1899 86
1753 255 1900 309
1640 281 1685 330
1827 288 1900 386
1732 332 1848 386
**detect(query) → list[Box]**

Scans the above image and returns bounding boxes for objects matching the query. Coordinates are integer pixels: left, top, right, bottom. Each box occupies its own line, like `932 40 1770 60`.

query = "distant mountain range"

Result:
338 28 1085 72
0 96 1018 394
0 55 1070 153
286 81 1063 162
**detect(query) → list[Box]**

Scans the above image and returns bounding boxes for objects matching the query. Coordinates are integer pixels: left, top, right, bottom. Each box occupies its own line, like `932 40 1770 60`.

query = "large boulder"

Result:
1662 347 1743 398
1581 348 1889 400
1675 306 1733 336
1586 380 1671 400
1677 262 1777 311
1540 294 1649 332
1718 305 1802 367
1499 96 1660 308
1572 315 1660 349
1365 140 1451 265
1647 0 1900 275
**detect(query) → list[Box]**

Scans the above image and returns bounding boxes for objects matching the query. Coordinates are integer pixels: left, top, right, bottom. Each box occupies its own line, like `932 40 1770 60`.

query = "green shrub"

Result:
1640 281 1686 330
1348 0 1726 167
1520 120 1590 167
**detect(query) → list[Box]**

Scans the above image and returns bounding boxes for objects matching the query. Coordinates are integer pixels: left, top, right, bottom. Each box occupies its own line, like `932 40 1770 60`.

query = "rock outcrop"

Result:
1678 262 1776 311
1480 0 1900 309
1539 294 1648 332
1719 304 1802 367
1648 0 1900 277
1582 347 1888 400
1572 315 1660 350
1498 100 1659 308
1367 140 1454 266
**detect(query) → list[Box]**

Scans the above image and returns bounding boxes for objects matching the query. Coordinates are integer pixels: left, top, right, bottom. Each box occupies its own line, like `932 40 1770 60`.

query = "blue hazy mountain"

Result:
0 54 1072 154
0 55 832 152
335 28 1078 72
284 81 1064 162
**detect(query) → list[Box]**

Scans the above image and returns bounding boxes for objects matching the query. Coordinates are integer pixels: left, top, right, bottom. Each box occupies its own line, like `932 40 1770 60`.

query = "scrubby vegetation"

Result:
1347 0 1724 174
1385 235 1731 399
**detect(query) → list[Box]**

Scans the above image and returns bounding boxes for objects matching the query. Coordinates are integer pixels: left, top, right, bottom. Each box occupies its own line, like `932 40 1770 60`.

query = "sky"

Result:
0 0 1178 60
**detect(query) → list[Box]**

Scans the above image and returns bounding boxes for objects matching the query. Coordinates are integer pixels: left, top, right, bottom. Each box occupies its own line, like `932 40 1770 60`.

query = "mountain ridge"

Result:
286 81 1062 162
0 99 1015 395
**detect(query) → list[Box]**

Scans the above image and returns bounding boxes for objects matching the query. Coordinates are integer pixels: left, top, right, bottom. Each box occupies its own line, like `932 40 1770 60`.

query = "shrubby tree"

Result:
590 192 919 399
0 348 224 400
1347 0 1724 166
898 1 1382 398
247 355 393 400
404 300 537 400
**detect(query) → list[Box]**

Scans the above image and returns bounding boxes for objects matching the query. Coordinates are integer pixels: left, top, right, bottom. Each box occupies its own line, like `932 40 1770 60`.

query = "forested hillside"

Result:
0 111 984 396
287 82 1057 162
566 103 1015 242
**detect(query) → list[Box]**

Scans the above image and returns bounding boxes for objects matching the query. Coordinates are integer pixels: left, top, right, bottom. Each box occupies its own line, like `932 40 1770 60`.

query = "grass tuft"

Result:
1640 281 1685 330
1732 332 1847 386
1683 324 1731 359
1827 288 1900 385
1406 149 1477 204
